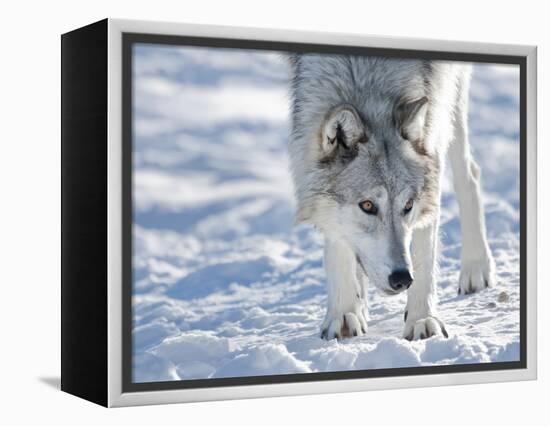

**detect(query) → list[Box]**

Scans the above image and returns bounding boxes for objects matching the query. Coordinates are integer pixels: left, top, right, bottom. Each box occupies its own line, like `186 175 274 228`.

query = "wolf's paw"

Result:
458 253 496 295
321 309 368 340
403 316 448 341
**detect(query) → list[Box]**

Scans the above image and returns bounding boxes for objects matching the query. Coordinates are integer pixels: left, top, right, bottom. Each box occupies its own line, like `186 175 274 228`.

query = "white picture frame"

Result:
61 18 537 407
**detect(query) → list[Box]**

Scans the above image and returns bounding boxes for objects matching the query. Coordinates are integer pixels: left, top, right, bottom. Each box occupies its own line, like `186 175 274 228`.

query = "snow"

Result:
131 44 521 383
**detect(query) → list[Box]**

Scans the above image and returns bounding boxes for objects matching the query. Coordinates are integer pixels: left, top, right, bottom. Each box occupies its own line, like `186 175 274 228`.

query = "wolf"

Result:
288 54 496 341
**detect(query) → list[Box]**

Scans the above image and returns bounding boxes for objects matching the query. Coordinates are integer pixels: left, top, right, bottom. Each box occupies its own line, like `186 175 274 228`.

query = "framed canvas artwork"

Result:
61 18 537 407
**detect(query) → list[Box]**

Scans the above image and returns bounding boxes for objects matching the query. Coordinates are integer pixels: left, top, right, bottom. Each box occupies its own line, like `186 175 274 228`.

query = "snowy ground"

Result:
131 44 521 383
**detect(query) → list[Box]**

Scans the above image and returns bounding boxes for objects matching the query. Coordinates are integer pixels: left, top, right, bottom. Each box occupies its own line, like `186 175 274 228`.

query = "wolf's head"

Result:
288 55 441 295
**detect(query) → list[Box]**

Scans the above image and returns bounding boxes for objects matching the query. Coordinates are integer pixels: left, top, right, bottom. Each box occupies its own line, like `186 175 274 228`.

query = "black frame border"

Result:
122 32 528 394
61 19 109 406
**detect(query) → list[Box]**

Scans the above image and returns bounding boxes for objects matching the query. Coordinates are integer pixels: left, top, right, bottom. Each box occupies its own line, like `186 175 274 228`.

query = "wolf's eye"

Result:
359 200 378 215
403 198 414 214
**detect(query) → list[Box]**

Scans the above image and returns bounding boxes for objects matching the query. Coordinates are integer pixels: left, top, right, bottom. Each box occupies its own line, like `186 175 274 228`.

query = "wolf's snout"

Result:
388 269 413 292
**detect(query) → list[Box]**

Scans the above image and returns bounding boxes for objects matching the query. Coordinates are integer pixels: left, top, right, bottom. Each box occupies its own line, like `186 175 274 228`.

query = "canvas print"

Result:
130 42 520 384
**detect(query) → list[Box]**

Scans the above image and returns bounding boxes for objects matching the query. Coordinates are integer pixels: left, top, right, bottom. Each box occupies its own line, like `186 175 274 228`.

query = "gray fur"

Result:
288 53 471 291
288 54 465 226
287 53 495 341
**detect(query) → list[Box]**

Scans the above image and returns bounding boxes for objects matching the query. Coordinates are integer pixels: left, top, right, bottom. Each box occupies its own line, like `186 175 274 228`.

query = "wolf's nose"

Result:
388 269 413 291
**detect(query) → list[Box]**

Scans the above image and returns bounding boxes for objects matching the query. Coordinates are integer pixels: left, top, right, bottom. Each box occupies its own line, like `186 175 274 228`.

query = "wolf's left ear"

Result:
395 97 429 144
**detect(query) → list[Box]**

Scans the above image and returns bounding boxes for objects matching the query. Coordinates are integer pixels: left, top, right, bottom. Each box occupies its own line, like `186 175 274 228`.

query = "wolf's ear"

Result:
321 105 366 156
395 97 429 144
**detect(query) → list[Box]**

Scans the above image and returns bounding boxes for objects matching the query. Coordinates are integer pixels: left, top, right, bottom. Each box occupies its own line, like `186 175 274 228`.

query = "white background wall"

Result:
0 0 546 424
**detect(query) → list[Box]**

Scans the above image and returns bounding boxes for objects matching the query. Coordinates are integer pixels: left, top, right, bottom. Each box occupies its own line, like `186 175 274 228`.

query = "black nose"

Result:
388 269 413 291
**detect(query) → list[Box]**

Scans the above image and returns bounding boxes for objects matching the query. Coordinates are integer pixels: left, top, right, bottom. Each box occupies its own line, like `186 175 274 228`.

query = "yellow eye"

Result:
359 200 378 215
404 198 414 214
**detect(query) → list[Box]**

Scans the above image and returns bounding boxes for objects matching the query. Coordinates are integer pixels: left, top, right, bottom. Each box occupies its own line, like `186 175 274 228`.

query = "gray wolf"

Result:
288 54 495 341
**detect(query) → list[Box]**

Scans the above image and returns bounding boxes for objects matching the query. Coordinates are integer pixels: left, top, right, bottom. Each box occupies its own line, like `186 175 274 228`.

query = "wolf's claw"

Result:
403 316 448 341
321 310 368 341
458 253 496 295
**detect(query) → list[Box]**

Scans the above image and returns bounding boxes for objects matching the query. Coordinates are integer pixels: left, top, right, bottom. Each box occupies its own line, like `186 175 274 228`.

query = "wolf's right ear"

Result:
321 105 366 156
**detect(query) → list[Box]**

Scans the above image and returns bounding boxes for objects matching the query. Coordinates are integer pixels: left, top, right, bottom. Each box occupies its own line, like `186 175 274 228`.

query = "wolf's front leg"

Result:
403 221 448 340
321 236 368 340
